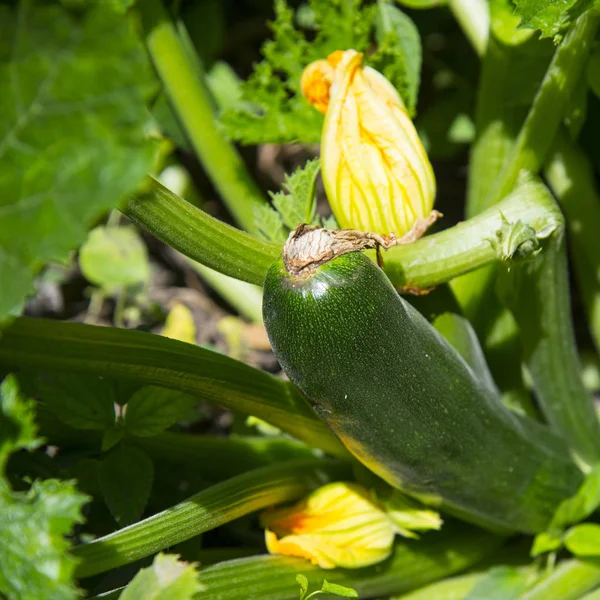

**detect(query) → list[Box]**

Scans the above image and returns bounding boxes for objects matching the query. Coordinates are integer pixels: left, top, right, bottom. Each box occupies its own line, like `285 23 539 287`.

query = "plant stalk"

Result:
138 0 265 233
73 459 348 578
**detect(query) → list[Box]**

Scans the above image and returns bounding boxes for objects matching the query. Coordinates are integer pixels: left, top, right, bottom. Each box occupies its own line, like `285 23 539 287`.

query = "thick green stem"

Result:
138 0 265 233
194 522 502 600
519 560 600 600
486 10 599 206
545 132 600 354
125 177 563 292
448 0 489 58
497 209 600 464
0 317 346 458
124 179 279 286
73 459 347 578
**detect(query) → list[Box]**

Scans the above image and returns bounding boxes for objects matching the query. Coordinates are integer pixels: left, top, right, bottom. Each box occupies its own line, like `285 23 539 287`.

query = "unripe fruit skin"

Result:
263 252 582 533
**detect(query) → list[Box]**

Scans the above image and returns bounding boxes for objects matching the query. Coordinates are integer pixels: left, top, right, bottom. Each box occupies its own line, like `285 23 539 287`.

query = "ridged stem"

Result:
137 0 265 233
124 177 563 292
73 459 347 578
545 132 600 353
486 9 599 206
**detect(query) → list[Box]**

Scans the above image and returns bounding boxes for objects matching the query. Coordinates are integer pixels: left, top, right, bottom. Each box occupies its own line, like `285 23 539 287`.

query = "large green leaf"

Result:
0 317 347 458
0 1 157 322
0 376 88 600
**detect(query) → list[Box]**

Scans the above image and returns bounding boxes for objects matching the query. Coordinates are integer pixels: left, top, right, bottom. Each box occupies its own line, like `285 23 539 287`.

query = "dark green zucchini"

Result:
263 250 582 534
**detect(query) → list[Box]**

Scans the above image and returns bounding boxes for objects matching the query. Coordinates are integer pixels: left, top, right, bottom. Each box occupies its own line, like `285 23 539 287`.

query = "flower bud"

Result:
301 50 436 236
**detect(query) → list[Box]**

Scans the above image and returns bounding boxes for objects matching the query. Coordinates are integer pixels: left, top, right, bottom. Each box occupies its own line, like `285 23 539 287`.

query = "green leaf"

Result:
0 1 157 323
79 226 150 292
269 159 321 230
395 0 446 8
120 553 204 600
99 445 154 526
512 0 593 38
102 425 125 451
531 530 563 556
124 386 198 437
371 2 421 115
564 524 600 556
531 465 600 556
27 371 116 431
220 0 375 144
255 204 288 244
551 464 600 529
0 375 88 600
464 566 529 600
0 375 40 470
297 574 309 600
320 579 359 598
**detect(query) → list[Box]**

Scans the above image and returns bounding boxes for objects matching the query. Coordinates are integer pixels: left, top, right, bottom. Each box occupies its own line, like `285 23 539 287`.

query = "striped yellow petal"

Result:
302 50 436 235
261 482 395 569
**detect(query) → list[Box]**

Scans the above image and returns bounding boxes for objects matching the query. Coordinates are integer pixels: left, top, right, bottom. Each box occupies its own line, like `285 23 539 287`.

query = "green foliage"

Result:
256 159 322 242
124 386 198 437
297 574 359 599
0 0 157 323
0 376 88 600
221 0 420 144
564 524 600 557
79 226 151 293
371 2 422 115
532 464 600 556
513 0 593 38
120 553 204 599
99 444 154 526
27 371 116 431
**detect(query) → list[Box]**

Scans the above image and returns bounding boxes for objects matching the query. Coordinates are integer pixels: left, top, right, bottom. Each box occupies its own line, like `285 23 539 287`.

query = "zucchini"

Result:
263 242 582 534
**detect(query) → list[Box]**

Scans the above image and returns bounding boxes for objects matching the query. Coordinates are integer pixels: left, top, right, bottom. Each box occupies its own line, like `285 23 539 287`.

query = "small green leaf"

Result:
124 386 198 437
270 159 321 230
28 372 116 431
99 445 154 526
102 425 125 452
464 566 529 600
296 573 309 600
395 0 446 8
552 464 600 530
564 524 600 557
321 579 359 598
79 226 150 293
531 530 563 556
0 1 157 323
255 204 288 244
120 553 204 600
371 2 422 115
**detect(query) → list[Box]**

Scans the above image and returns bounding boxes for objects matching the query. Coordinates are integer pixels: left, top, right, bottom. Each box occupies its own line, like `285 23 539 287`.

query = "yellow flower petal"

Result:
302 49 436 236
261 482 394 569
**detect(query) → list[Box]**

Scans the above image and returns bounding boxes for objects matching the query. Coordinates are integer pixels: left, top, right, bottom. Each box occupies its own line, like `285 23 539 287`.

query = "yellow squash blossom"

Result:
301 50 436 236
261 482 394 569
